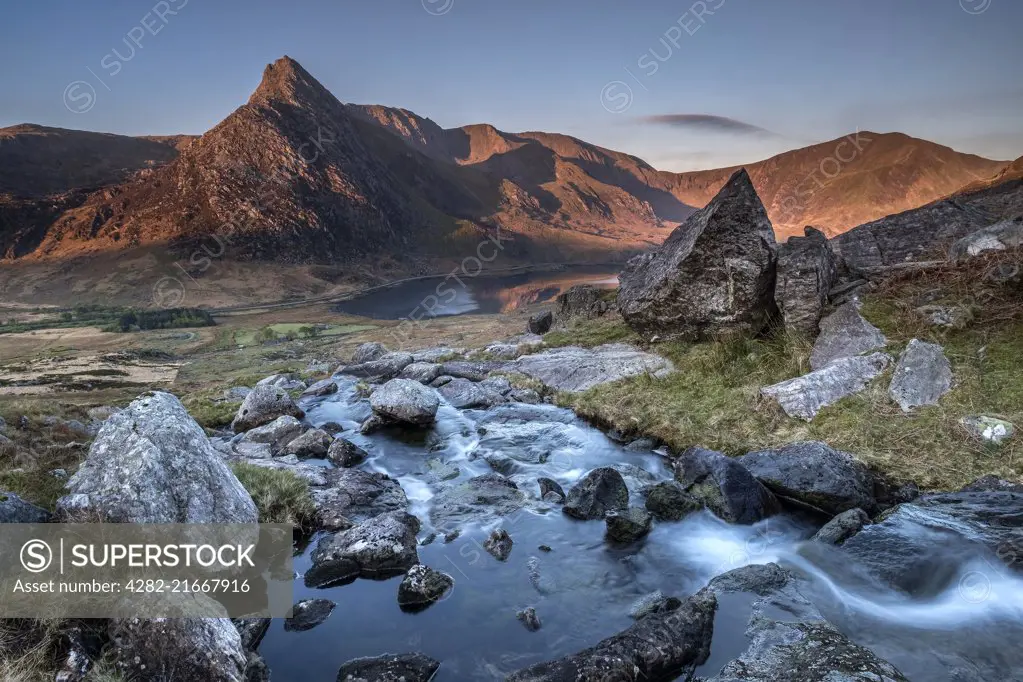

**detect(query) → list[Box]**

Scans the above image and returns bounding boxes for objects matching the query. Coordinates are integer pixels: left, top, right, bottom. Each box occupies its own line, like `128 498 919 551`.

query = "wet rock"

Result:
510 343 673 392
284 428 331 458
618 169 778 340
305 511 420 588
425 458 460 482
58 392 257 524
483 529 514 561
961 475 1023 493
950 218 1023 260
338 352 415 383
0 491 52 523
674 447 780 524
438 377 504 409
812 508 870 545
311 469 408 524
775 226 838 335
321 421 345 436
480 376 513 395
605 506 653 543
761 352 892 421
563 467 629 520
624 437 658 452
517 607 542 631
889 339 952 411
397 564 453 609
284 599 336 631
326 437 369 468
350 342 388 364
528 310 553 334
108 618 247 682
301 378 339 397
399 362 442 384
542 491 564 504
430 473 525 531
555 284 611 322
644 481 700 521
438 360 502 382
369 379 439 427
256 373 307 391
336 653 440 682
507 589 716 681
739 441 878 515
429 375 453 388
537 477 565 499
241 415 306 454
809 302 887 370
233 618 270 651
232 385 305 433
629 590 682 619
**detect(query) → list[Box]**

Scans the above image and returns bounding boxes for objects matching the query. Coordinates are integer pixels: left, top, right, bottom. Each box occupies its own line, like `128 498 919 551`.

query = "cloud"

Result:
638 114 779 138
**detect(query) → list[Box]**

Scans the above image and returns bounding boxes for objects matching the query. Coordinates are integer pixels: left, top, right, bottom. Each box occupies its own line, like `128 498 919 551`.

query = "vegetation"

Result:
0 305 215 335
231 461 317 530
0 619 125 682
111 308 215 332
543 316 641 348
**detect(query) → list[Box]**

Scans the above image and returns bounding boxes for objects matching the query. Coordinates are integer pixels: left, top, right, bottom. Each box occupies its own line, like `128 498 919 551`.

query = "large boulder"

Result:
305 511 420 588
438 360 502 382
108 618 249 682
336 653 440 682
399 362 442 384
605 507 653 543
240 415 305 454
738 441 879 515
284 428 332 458
949 218 1023 260
674 447 780 524
888 339 952 411
310 469 408 524
774 226 838 335
438 377 504 409
301 378 339 398
510 343 673 392
0 491 52 523
555 285 611 322
563 467 629 520
809 302 887 370
617 169 778 340
527 310 553 334
57 392 257 523
644 481 700 521
231 385 304 433
337 352 415 383
761 352 892 421
369 379 439 427
350 342 388 364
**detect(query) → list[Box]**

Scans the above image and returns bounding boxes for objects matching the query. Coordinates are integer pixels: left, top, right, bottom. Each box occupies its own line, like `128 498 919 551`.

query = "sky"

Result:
1 0 1021 171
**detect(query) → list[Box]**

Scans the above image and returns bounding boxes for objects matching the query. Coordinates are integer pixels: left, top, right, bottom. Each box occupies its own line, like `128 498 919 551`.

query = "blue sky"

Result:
2 0 1021 171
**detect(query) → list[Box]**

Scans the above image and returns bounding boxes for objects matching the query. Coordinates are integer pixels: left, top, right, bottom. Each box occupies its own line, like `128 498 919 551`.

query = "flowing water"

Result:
333 266 619 320
259 379 1023 681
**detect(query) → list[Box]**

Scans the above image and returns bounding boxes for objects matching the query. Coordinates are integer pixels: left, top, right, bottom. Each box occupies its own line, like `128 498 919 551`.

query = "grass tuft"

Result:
231 462 317 530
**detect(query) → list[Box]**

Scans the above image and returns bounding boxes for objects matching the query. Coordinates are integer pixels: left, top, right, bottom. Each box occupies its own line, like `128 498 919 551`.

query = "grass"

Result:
543 315 641 348
180 390 239 430
0 619 126 682
231 461 317 530
230 323 375 347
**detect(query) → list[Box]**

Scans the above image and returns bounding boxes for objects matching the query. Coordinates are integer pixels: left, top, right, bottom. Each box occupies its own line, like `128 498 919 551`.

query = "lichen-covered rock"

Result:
562 467 629 520
284 428 332 458
809 302 887 370
310 468 408 524
369 379 439 426
438 360 501 382
231 385 305 433
399 361 442 384
510 343 673 392
961 416 1015 444
326 437 369 467
58 392 257 523
605 506 653 543
644 481 700 521
555 285 611 322
811 508 870 545
305 511 420 588
336 653 440 682
949 218 1023 260
429 473 525 531
761 352 892 421
888 339 952 411
397 564 453 609
301 378 339 397
350 342 388 364
674 447 780 524
337 352 415 383
528 310 553 334
438 377 504 409
256 373 306 391
483 528 514 561
241 415 306 454
108 617 248 682
775 226 837 335
617 169 778 340
517 607 542 632
284 599 336 631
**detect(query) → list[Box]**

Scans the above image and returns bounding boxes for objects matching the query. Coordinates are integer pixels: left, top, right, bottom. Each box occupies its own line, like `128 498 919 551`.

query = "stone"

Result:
429 375 453 388
337 352 415 383
336 653 440 682
508 388 541 404
916 304 972 329
438 377 504 409
527 310 553 334
326 437 369 467
517 607 542 632
231 385 304 433
0 491 52 523
961 475 1023 493
674 447 780 524
961 416 1015 444
284 599 336 631
483 529 514 561
241 415 306 454
537 477 565 500
284 428 331 458
809 302 887 370
811 508 870 545
429 473 525 532
761 352 892 421
617 169 778 340
425 458 460 482
397 564 453 609
57 392 257 524
310 469 408 524
107 618 248 682
628 590 682 620
739 441 878 515
563 467 629 520
774 226 838 335
305 511 420 588
644 481 700 521
555 285 611 322
412 346 462 363
888 339 952 411
438 360 501 382
233 618 270 651
350 342 388 364
256 373 306 391
399 362 442 384
605 506 653 543
480 376 513 395
301 378 339 397
223 386 252 402
369 379 439 426
950 218 1023 260
482 343 521 360
510 343 673 393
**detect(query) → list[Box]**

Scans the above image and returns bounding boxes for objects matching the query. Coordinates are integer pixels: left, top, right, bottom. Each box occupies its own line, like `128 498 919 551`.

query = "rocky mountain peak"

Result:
248 55 337 109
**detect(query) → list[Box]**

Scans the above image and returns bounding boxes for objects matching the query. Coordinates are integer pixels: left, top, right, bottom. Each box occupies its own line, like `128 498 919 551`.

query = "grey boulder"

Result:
774 226 838 335
337 352 415 383
510 343 673 392
605 507 653 543
674 447 780 524
231 385 304 433
399 362 442 384
305 511 420 588
810 302 887 370
301 378 339 397
284 599 336 632
555 285 611 322
350 342 388 364
326 437 369 468
429 473 525 532
336 653 440 682
811 508 870 545
888 339 952 411
949 218 1023 260
761 352 892 421
370 379 439 427
284 428 332 458
108 617 248 682
241 415 306 454
563 467 629 520
644 481 700 521
397 564 453 609
0 491 52 523
438 377 504 409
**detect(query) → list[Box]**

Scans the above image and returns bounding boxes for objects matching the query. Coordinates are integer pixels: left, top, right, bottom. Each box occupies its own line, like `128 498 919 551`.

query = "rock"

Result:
412 346 462 363
961 416 1015 444
0 416 5 433
284 428 331 458
950 218 1023 260
617 169 778 340
508 388 541 404
438 377 504 409
537 477 565 499
337 352 415 383
482 343 521 360
321 421 345 435
628 590 682 619
507 589 716 681
527 310 553 334
326 437 369 467
233 618 270 651
704 564 909 682
223 387 252 402
605 507 653 543
480 376 513 395
961 474 1023 492
738 441 878 515
809 302 887 370
311 469 408 524
563 467 629 520
827 277 869 306
761 352 892 421
241 415 306 454
916 304 972 329
284 599 336 631
399 362 442 384
510 343 673 393
774 226 837 335
438 360 501 382
888 339 952 411
483 529 514 561
301 378 339 397
0 433 11 449
429 473 525 531
425 458 460 482
0 491 52 523
350 342 388 364
108 618 248 682
555 285 611 322
644 481 700 521
231 385 305 433
397 564 453 609
429 375 453 388
674 447 780 524
336 653 440 682
517 607 542 632
811 508 870 545
369 379 439 427
256 373 306 391
58 392 257 523
305 511 420 588
624 437 658 452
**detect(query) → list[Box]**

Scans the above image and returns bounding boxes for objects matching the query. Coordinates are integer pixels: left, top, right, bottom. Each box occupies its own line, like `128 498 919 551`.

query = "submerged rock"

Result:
305 511 420 588
232 385 305 433
563 467 629 520
284 599 336 632
483 529 514 561
438 377 504 409
774 226 838 335
674 447 780 524
510 343 673 392
397 564 453 609
336 653 440 682
369 379 439 427
888 339 952 411
812 508 870 545
605 506 653 543
517 607 542 632
326 437 369 468
761 352 892 421
617 169 778 340
430 473 525 531
809 302 887 371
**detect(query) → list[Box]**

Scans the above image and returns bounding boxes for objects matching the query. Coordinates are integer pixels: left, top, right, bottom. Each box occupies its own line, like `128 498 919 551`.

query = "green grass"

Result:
231 462 317 530
180 391 239 430
231 323 376 347
543 316 641 348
